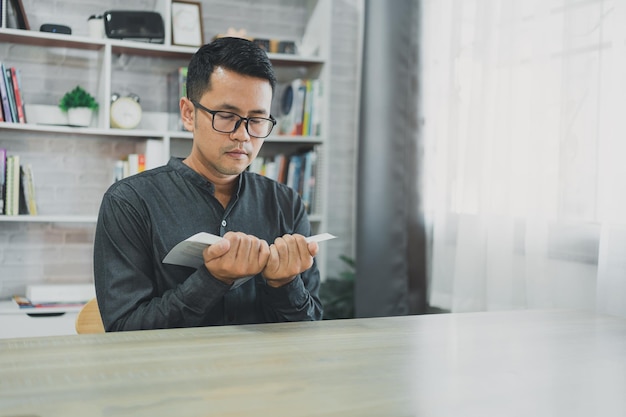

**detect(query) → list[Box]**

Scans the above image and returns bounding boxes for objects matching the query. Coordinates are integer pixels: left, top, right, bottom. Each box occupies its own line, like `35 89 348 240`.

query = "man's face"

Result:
186 67 273 182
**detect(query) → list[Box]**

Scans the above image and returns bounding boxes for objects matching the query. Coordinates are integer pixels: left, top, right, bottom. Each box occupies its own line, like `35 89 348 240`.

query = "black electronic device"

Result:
103 10 164 43
40 24 72 35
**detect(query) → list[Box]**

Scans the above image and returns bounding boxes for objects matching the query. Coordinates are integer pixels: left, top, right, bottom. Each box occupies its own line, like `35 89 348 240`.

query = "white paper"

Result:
162 232 337 269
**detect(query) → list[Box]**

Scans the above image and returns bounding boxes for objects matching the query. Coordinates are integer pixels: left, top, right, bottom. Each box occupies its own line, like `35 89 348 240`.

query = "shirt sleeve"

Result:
93 189 230 331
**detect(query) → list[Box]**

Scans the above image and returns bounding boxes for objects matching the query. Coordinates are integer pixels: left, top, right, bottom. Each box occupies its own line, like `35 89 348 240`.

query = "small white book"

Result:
163 232 336 268
162 232 336 290
26 283 95 305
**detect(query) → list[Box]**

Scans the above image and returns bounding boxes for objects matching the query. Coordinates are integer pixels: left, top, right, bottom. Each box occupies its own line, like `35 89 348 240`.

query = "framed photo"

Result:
171 1 204 47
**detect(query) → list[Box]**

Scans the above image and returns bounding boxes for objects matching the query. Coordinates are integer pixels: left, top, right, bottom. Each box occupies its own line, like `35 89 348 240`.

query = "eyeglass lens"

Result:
213 112 273 138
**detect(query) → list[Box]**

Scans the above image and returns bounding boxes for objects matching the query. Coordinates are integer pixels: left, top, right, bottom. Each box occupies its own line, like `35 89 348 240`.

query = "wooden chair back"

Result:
75 298 105 334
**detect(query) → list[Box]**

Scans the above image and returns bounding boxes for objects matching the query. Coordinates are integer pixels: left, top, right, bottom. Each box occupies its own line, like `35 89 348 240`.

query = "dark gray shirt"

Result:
94 157 322 331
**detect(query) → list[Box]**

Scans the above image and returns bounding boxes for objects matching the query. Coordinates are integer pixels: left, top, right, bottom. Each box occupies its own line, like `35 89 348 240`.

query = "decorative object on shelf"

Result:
103 10 165 44
87 15 105 39
214 28 251 41
59 86 99 127
253 38 298 55
171 1 204 47
110 93 142 129
39 24 71 35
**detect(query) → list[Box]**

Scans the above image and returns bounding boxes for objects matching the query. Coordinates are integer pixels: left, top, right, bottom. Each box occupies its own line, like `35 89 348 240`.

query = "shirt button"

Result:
221 220 227 227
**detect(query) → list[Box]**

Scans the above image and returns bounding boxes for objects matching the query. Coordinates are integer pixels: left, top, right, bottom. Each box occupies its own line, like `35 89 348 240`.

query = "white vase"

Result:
67 107 93 127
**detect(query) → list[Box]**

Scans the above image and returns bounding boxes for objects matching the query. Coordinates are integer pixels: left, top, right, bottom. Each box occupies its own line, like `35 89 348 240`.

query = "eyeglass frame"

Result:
190 100 277 138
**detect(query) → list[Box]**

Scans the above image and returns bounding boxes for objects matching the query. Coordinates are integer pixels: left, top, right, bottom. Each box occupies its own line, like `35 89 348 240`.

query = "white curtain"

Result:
421 0 626 318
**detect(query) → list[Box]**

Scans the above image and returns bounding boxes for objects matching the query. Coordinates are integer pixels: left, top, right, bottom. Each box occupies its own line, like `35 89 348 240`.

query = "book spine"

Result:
3 67 18 123
23 163 37 215
144 139 164 170
0 148 6 214
311 79 323 136
302 79 313 136
5 155 19 215
127 153 139 176
18 165 28 215
10 67 26 123
11 155 20 216
301 150 316 213
292 80 306 136
137 154 146 172
0 63 13 122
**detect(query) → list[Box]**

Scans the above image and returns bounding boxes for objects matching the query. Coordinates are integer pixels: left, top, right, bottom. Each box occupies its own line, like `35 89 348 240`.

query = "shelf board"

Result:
0 122 168 139
1 122 325 144
308 214 323 222
109 39 197 59
166 131 324 144
0 28 325 64
266 135 324 144
0 215 97 223
0 28 105 50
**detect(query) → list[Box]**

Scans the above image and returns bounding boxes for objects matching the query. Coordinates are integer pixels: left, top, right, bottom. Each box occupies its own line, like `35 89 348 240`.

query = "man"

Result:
94 37 322 331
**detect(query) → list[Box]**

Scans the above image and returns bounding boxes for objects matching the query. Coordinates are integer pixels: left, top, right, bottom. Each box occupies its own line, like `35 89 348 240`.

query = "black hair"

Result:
186 37 276 102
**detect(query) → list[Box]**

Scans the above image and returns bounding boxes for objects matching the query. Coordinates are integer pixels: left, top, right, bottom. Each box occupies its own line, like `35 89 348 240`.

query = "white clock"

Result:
110 94 142 129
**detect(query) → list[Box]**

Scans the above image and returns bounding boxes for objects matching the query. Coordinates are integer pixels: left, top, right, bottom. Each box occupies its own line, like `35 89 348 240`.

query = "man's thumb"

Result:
203 238 230 262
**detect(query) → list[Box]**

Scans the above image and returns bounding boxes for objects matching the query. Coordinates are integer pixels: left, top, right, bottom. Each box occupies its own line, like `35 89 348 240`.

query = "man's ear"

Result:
180 97 195 132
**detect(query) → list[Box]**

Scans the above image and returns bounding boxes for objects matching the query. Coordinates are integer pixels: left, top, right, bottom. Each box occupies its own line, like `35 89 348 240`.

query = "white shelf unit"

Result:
0 0 332 333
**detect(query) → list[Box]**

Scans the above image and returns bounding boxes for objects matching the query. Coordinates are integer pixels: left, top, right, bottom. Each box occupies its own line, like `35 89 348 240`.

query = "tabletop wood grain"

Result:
1 309 625 417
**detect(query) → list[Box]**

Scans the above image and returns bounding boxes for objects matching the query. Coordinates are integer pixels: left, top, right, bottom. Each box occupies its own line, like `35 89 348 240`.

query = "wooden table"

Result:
1 309 625 417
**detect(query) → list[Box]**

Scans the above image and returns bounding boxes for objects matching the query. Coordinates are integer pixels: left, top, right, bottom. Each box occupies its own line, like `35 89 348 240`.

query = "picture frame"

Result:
171 1 204 47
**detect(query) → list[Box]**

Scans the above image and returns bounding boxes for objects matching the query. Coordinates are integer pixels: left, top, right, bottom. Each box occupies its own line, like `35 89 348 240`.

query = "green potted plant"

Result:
59 86 99 127
319 255 355 319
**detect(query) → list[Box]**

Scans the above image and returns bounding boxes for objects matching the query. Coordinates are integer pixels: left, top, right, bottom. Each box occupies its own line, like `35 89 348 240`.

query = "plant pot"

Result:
67 107 94 127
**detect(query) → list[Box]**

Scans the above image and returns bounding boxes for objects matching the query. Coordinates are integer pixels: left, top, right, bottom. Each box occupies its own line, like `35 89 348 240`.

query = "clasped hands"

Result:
203 231 318 288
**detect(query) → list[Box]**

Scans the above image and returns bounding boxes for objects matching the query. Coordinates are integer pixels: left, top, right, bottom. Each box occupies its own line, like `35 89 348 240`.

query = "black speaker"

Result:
103 10 164 43
40 24 72 35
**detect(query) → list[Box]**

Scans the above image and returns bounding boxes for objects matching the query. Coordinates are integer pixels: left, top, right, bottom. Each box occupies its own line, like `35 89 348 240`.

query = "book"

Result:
301 150 317 213
144 139 164 170
25 283 95 305
287 153 303 192
0 63 13 122
3 66 18 123
22 163 37 215
167 66 188 131
302 79 313 136
162 232 336 289
13 295 86 310
127 153 139 176
310 79 323 136
114 160 124 182
4 155 13 215
5 154 20 215
18 165 28 214
292 79 307 135
10 67 26 123
137 153 146 172
0 148 6 214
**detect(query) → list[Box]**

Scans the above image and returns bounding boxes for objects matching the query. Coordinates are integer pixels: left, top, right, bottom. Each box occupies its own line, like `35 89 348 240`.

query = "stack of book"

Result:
248 149 318 213
114 153 146 181
0 62 27 124
274 78 323 137
13 284 95 310
0 148 37 216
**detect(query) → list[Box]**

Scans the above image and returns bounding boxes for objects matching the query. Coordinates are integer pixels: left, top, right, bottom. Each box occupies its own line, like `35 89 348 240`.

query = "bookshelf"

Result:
0 0 332 336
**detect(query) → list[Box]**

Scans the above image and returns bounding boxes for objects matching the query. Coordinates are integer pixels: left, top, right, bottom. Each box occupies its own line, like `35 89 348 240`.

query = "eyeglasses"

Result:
191 100 276 139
